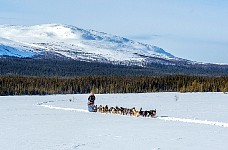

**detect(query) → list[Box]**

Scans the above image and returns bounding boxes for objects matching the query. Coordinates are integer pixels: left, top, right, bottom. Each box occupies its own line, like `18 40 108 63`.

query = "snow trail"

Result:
40 104 89 113
39 104 228 128
157 116 228 128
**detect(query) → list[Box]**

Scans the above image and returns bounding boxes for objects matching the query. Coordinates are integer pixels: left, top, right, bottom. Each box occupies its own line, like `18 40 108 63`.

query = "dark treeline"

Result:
1 75 228 96
1 57 228 76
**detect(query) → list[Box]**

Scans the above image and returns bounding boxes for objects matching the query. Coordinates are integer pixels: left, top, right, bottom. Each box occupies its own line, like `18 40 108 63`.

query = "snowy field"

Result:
1 93 228 150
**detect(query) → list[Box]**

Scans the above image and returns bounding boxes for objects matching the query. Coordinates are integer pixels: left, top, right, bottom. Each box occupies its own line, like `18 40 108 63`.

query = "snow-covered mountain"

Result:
0 24 180 66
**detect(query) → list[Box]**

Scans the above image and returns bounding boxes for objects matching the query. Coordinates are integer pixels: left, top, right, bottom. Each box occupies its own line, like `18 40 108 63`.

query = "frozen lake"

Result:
1 93 228 150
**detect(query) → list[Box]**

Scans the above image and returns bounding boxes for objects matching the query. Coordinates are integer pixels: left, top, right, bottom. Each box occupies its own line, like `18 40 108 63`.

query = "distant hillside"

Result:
1 24 228 76
1 57 228 76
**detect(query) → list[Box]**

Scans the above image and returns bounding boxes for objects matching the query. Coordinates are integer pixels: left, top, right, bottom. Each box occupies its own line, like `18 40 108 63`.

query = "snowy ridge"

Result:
0 24 178 66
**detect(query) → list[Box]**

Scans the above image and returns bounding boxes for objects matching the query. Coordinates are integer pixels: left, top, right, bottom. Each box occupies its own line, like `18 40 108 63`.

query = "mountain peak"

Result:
0 24 175 65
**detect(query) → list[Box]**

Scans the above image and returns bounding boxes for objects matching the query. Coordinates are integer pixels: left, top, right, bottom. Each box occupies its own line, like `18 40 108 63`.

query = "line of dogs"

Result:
92 105 156 117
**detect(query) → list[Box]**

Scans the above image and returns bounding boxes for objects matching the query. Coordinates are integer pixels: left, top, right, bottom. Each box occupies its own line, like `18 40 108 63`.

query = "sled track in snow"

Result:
40 104 89 113
156 116 228 128
38 103 228 128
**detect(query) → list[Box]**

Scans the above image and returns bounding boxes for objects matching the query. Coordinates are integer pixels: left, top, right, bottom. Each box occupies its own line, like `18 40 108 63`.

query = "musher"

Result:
88 91 96 112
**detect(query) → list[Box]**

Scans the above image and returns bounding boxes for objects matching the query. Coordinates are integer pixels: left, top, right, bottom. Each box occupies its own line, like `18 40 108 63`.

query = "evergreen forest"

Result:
1 75 228 96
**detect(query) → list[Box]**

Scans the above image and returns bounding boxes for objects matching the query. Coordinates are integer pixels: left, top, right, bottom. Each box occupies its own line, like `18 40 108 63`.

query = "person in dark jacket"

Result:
88 91 96 112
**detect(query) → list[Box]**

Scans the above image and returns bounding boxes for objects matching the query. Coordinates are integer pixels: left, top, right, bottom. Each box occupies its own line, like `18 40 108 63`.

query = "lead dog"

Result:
139 108 156 117
148 109 156 117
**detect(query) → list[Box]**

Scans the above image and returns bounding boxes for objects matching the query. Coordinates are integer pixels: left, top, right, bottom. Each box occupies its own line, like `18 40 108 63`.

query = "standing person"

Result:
88 91 96 112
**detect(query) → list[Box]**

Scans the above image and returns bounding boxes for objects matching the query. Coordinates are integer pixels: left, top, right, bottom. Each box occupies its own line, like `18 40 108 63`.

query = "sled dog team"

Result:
92 105 156 118
87 91 156 117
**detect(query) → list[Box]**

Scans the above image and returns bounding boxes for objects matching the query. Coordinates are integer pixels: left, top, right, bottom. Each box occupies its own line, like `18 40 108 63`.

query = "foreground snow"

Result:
1 93 228 150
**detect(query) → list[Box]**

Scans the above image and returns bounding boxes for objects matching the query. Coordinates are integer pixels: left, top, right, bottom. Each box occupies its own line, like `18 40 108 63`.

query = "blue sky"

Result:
0 0 228 63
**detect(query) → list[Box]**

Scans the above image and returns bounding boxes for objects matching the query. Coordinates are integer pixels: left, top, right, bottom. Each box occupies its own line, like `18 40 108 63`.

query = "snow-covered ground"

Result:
1 93 228 150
